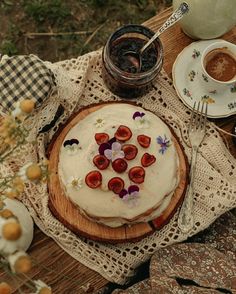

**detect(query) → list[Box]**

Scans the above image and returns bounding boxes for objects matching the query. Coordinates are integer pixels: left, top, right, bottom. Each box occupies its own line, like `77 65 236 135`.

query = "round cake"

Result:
57 103 180 228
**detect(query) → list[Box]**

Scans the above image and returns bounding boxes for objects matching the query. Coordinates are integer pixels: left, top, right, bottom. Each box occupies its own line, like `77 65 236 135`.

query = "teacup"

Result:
200 40 236 93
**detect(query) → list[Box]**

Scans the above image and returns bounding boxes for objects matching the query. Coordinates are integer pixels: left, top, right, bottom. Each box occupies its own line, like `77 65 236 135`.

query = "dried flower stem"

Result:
0 260 35 292
31 256 81 287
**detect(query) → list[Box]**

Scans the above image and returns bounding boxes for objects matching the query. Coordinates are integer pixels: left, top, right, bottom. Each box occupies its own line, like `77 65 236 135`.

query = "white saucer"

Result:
172 39 236 118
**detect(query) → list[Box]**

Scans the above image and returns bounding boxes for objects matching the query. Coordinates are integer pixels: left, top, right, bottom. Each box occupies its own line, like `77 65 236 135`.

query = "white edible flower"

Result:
66 176 83 190
94 117 105 128
8 250 29 273
18 162 33 181
11 101 22 118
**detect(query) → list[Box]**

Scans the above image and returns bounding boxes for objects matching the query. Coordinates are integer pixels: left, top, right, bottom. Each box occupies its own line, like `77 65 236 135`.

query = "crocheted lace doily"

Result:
4 50 236 285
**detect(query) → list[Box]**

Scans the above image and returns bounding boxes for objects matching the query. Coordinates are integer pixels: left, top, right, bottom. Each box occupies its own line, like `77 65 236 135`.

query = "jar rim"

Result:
104 24 163 80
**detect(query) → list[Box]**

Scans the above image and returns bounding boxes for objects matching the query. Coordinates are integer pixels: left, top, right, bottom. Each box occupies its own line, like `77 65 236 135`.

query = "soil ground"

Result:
0 0 171 62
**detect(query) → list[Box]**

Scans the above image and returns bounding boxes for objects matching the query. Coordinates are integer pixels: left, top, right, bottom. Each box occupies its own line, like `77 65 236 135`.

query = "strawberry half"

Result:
85 171 102 189
108 177 124 194
115 125 132 142
122 144 138 160
137 135 151 148
93 155 110 170
128 166 145 184
95 133 109 145
141 153 156 167
112 158 128 173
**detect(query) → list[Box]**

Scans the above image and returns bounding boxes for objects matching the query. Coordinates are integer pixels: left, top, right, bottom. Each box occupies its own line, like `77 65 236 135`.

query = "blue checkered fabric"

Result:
0 54 55 113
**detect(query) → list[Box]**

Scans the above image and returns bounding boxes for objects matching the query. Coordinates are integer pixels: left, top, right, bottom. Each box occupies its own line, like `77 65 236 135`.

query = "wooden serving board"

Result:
48 103 188 243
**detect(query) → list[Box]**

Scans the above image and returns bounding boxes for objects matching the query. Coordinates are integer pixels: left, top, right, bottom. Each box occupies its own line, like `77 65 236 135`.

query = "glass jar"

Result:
102 24 163 99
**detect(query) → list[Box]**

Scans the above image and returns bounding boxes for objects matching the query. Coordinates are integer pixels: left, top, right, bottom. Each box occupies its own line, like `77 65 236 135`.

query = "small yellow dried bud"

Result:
0 200 5 209
0 209 14 219
2 222 22 240
4 137 15 145
20 99 35 113
14 255 32 274
39 288 52 294
6 189 19 199
13 177 25 193
26 164 42 181
0 282 12 294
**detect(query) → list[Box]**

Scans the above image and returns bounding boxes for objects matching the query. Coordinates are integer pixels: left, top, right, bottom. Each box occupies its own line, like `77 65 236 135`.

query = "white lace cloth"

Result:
4 50 236 285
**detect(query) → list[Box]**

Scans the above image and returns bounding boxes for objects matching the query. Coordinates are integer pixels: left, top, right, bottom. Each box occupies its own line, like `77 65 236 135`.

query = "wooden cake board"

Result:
48 102 189 243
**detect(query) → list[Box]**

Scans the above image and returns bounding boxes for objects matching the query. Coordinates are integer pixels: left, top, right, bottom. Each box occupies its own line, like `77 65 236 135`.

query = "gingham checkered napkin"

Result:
0 54 55 113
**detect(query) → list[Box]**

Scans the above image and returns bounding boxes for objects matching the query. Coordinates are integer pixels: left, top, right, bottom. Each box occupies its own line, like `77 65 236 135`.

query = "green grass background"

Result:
0 0 172 61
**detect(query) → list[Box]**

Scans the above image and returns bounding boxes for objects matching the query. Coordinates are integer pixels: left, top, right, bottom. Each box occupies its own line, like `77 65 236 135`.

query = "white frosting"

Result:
58 104 179 227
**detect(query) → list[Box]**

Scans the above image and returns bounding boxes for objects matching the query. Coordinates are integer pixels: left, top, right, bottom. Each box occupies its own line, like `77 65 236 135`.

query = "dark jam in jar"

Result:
102 25 163 99
110 37 158 74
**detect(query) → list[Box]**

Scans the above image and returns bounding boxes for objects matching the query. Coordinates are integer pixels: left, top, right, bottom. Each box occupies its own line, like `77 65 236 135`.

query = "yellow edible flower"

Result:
0 282 12 294
20 99 35 114
39 288 52 294
2 221 22 241
14 255 32 273
26 164 42 181
0 209 14 219
12 177 25 193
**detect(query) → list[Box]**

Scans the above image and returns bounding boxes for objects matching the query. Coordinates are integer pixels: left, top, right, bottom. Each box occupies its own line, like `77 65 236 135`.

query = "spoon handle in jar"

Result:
140 2 189 55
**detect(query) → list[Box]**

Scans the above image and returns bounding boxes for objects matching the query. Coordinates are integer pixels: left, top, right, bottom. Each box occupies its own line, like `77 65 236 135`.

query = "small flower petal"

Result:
111 142 122 152
132 111 141 120
99 143 111 155
8 251 32 273
104 149 113 160
128 185 139 194
107 137 116 147
112 150 124 162
119 189 128 198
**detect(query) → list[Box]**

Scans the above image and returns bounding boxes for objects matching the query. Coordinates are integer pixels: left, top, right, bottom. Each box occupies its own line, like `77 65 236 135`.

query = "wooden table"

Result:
1 7 235 294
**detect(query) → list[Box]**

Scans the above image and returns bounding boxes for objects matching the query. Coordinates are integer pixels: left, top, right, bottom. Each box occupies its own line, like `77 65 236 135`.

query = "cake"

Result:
57 103 180 228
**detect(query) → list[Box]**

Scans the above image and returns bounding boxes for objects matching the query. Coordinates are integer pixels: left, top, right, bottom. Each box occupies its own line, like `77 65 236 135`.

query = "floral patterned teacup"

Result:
200 40 236 93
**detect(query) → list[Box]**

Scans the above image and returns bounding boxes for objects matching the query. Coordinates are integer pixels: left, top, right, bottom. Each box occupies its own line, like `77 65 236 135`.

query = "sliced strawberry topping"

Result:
115 125 132 142
93 155 110 170
128 166 145 184
137 134 151 148
141 153 156 167
85 171 102 189
122 144 138 160
95 133 109 145
108 177 124 194
112 158 128 173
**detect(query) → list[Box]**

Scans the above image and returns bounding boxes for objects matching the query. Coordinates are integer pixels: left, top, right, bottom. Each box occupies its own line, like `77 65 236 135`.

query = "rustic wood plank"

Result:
0 227 108 293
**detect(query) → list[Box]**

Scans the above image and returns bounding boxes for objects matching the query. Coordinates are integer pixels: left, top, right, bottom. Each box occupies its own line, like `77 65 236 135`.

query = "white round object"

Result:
172 39 236 118
3 199 34 253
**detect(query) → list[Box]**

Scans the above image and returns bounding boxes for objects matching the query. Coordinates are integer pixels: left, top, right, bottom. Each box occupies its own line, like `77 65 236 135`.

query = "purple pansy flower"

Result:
119 185 140 207
132 112 150 129
132 111 145 120
104 142 124 162
98 137 117 155
157 135 171 154
63 138 80 155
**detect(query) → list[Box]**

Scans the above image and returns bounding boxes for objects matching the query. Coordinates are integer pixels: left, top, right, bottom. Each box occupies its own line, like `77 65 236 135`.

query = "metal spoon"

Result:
125 2 189 72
